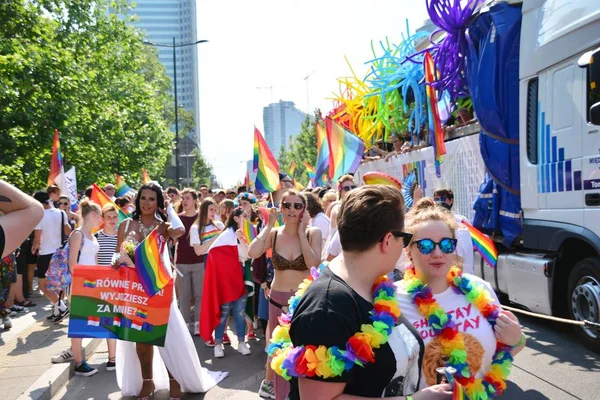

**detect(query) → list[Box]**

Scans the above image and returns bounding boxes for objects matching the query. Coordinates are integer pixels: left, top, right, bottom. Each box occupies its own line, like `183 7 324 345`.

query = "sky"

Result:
195 0 430 187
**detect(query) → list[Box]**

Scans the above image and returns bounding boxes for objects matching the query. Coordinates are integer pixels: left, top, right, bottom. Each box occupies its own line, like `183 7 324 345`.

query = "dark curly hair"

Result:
132 183 167 222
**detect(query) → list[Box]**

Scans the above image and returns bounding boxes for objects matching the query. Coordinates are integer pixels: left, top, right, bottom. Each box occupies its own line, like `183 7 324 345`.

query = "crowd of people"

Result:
0 171 524 399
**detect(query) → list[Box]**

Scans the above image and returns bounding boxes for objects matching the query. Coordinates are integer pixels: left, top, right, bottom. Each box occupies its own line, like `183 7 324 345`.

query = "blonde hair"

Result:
80 200 102 218
405 197 458 239
321 190 337 203
102 203 118 216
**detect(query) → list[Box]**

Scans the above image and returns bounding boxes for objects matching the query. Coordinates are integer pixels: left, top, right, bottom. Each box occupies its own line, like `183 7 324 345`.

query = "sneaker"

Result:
74 361 98 377
9 310 17 317
47 312 58 321
204 337 216 347
222 333 231 345
237 342 251 356
2 317 12 330
53 307 70 323
51 349 74 364
247 331 259 341
258 380 275 399
10 305 25 313
105 361 116 371
214 344 225 358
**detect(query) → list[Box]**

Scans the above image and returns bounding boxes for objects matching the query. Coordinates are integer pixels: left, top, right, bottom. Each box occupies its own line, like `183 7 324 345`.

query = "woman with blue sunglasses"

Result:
395 199 525 395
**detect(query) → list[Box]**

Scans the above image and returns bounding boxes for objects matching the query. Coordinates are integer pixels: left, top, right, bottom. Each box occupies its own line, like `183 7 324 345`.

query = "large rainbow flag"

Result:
325 117 365 181
48 129 64 186
90 183 130 228
134 229 172 297
424 51 447 178
253 127 280 194
115 174 132 197
314 119 329 186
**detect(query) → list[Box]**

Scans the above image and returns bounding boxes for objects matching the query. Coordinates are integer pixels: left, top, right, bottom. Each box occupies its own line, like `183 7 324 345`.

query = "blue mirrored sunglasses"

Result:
412 238 457 255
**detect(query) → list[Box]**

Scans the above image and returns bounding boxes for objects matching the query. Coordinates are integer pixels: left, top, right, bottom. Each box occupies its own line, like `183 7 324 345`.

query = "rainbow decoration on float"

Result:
242 219 257 244
134 229 172 297
48 129 64 186
253 127 280 194
325 117 365 181
461 219 498 268
115 174 132 197
424 51 447 178
362 171 402 190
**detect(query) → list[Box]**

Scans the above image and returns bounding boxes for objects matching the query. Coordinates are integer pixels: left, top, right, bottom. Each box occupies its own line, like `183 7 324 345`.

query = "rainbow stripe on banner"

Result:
242 219 257 244
461 219 498 268
253 127 280 194
424 51 446 178
325 117 365 181
136 309 148 319
83 279 96 288
134 229 172 297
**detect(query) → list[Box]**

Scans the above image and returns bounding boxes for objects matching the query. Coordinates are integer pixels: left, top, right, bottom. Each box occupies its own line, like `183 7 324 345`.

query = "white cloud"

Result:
196 0 429 187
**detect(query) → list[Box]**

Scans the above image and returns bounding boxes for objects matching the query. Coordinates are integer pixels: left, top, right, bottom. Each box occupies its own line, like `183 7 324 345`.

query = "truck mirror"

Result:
591 102 600 126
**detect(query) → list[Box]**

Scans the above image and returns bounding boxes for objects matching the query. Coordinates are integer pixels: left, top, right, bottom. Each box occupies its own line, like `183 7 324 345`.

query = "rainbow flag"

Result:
257 207 284 227
134 229 172 297
136 309 148 319
115 174 132 197
83 279 96 288
289 161 297 178
48 129 64 186
253 127 280 194
90 183 130 230
304 162 316 183
142 168 150 185
325 117 365 181
424 52 447 178
314 119 329 186
242 218 257 244
461 219 498 268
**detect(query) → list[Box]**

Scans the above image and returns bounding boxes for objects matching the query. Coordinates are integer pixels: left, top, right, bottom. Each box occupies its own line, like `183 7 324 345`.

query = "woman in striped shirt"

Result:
94 204 119 370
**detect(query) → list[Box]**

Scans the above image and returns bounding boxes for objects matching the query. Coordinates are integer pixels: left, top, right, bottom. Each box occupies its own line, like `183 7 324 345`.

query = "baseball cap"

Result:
33 190 50 204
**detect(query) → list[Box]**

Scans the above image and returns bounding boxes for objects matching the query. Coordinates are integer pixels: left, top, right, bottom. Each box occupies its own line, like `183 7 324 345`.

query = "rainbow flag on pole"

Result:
461 219 498 268
115 174 132 197
289 161 297 178
325 117 365 181
314 119 329 186
242 218 257 244
304 162 316 184
424 51 447 178
142 168 150 185
48 129 64 186
253 127 280 194
90 183 129 225
134 229 172 297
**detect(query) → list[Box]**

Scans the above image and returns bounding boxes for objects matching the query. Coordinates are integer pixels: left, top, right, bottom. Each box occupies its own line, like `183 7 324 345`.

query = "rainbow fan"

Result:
362 171 402 190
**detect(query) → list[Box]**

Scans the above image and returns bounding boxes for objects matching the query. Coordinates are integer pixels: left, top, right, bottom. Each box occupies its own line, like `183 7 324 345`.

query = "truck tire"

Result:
567 257 600 353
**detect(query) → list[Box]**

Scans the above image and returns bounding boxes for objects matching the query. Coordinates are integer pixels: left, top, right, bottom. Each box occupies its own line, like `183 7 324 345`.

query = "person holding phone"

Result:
248 189 322 400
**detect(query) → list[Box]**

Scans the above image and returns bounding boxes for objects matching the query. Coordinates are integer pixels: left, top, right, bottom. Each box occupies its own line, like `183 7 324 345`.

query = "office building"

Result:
263 101 308 159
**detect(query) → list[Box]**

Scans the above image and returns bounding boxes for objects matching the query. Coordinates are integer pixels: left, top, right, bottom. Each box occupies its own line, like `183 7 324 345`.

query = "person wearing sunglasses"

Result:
248 189 322 400
57 195 80 231
396 198 524 392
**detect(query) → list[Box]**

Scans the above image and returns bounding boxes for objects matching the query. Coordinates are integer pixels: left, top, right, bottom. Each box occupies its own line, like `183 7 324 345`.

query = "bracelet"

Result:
406 396 413 400
512 333 526 349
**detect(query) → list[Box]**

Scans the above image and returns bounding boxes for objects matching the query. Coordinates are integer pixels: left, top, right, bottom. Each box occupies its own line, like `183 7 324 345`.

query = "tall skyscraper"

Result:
128 0 200 146
263 101 309 159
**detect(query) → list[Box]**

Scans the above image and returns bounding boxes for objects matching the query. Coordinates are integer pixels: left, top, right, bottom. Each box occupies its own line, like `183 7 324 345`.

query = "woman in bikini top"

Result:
271 230 310 272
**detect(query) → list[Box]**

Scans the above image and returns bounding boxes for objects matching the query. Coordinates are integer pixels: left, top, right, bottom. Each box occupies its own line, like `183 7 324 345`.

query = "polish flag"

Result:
199 227 246 342
131 321 142 331
87 316 100 326
113 317 121 327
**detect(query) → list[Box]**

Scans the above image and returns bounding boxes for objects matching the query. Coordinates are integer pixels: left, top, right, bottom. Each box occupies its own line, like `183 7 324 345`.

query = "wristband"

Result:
512 333 526 349
406 396 413 400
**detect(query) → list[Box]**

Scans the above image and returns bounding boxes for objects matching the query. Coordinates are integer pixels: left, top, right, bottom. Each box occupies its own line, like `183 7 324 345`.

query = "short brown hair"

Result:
305 192 324 218
338 185 405 252
281 189 307 208
47 184 60 195
181 187 198 201
433 188 454 201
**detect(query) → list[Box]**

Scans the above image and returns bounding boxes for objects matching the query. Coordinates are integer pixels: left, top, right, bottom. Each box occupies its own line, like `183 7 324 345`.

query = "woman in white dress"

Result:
114 183 227 399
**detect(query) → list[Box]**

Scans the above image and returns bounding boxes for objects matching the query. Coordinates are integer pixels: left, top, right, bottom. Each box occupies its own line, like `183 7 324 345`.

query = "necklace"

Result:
138 219 158 239
403 266 513 399
268 264 401 380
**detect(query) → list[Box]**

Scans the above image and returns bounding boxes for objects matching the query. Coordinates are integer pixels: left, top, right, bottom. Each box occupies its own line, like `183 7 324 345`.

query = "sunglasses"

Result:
341 185 357 192
59 202 69 206
412 238 457 255
380 231 413 247
282 202 304 210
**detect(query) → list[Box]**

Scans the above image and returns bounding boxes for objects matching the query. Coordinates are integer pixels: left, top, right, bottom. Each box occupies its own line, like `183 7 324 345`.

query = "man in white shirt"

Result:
433 188 475 274
31 191 72 321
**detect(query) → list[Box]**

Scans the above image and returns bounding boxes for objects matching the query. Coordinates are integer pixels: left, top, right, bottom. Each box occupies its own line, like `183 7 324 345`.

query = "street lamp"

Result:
143 38 208 187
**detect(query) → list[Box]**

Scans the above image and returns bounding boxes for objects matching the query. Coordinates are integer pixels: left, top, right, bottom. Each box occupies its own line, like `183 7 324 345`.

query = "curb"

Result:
16 338 101 400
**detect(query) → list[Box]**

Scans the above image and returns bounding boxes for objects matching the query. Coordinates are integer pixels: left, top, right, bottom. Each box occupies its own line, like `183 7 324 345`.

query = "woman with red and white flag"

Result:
200 207 253 358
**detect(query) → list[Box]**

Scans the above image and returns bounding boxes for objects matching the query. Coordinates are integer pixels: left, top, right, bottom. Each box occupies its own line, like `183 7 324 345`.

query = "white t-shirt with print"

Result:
395 274 500 389
189 221 225 254
35 208 69 255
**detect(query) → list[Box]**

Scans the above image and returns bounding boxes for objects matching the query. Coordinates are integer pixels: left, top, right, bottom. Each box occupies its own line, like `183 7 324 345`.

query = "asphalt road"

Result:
54 314 600 400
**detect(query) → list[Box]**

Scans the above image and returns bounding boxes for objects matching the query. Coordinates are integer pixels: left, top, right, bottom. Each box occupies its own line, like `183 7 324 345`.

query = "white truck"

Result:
356 0 600 351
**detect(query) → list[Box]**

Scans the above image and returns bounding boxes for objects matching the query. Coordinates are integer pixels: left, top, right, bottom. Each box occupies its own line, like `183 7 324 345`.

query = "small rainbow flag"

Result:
253 127 280 194
363 171 402 190
142 168 150 185
257 207 284 227
134 229 172 297
289 161 297 178
242 218 257 244
115 174 132 197
136 309 148 319
325 117 365 181
424 51 447 178
83 279 96 288
314 118 330 186
461 219 498 268
48 129 64 186
304 162 316 183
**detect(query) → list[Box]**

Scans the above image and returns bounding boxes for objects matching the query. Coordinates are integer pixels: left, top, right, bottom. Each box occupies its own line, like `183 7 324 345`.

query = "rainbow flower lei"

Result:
268 263 401 380
404 265 514 400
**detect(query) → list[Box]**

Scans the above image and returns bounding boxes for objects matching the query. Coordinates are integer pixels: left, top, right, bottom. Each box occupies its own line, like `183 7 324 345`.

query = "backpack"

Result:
46 230 83 293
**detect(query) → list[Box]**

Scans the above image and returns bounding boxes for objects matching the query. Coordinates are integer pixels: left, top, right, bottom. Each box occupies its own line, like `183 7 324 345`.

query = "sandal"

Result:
137 379 155 400
169 378 184 400
15 299 36 307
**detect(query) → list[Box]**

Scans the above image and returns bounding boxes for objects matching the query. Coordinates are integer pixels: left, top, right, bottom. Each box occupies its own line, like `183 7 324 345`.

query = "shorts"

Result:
16 246 27 275
23 239 38 265
36 254 53 279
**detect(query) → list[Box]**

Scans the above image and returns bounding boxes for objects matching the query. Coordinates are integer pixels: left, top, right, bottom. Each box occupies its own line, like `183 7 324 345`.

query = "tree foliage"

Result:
277 117 318 187
190 148 214 189
0 0 175 192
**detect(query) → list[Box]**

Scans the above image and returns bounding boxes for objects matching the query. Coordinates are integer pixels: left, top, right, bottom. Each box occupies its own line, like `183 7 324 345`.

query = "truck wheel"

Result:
567 257 600 353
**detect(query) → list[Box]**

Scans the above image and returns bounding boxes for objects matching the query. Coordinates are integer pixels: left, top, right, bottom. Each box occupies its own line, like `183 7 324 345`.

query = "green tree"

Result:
190 148 213 188
0 0 175 192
